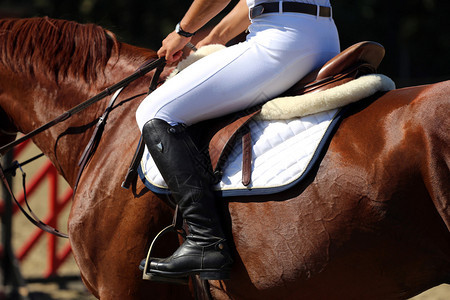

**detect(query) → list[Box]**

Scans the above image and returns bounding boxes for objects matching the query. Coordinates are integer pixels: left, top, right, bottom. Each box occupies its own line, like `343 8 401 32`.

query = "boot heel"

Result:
199 270 231 280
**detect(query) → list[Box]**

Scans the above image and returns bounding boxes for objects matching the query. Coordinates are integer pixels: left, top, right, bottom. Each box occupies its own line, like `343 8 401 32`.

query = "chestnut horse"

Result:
1 17 449 299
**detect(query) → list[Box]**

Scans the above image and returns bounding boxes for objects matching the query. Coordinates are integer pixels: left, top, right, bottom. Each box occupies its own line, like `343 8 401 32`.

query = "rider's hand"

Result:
157 31 191 63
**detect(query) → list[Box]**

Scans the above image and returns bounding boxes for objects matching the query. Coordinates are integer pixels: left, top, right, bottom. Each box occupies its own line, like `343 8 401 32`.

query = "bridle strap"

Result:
73 87 140 193
0 161 69 238
74 59 166 193
0 128 17 136
0 57 166 154
0 57 166 238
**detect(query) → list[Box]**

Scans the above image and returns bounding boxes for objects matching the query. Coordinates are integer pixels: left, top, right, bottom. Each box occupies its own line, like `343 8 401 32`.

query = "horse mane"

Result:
0 17 119 83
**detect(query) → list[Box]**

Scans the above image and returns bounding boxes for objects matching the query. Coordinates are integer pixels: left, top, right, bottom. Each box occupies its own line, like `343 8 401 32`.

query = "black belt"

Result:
250 2 332 19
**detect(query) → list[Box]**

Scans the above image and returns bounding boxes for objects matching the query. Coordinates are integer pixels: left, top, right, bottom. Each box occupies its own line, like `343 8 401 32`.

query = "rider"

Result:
136 0 340 281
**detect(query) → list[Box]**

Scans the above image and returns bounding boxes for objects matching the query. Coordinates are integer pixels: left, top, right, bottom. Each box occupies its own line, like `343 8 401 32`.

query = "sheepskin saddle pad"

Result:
138 45 395 197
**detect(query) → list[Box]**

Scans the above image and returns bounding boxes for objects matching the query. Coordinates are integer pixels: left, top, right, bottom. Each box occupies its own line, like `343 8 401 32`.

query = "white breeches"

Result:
136 13 340 130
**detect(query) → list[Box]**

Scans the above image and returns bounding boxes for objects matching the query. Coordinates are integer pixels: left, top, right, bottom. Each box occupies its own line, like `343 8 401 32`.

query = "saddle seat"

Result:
208 41 385 184
284 41 385 95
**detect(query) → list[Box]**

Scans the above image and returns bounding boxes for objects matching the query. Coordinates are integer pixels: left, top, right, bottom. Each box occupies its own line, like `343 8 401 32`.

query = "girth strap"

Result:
121 61 166 189
209 108 261 184
121 135 145 189
241 130 252 186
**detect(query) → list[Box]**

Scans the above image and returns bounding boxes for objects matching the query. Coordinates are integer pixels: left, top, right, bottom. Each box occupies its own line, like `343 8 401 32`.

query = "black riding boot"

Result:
140 118 232 280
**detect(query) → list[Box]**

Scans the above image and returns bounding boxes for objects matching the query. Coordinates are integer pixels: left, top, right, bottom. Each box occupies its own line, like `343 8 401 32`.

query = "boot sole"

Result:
199 270 231 280
147 268 231 281
143 272 189 285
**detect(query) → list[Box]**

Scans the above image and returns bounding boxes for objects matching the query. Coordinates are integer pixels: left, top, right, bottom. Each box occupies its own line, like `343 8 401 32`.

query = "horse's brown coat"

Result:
0 18 449 299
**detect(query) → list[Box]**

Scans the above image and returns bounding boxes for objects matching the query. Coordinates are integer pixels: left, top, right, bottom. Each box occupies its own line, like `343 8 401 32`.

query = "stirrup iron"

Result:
142 206 188 284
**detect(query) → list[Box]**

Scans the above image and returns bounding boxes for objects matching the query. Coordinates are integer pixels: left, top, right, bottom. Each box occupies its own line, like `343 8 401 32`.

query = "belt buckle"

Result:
250 5 265 19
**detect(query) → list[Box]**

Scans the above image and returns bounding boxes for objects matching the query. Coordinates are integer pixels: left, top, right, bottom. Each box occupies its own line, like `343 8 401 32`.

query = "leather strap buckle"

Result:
249 5 265 19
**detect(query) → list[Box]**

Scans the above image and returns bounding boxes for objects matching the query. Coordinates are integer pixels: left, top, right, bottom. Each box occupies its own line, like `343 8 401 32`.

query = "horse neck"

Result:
0 44 156 186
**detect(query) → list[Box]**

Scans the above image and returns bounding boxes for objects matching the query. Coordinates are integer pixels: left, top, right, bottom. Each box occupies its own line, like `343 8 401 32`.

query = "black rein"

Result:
0 57 166 238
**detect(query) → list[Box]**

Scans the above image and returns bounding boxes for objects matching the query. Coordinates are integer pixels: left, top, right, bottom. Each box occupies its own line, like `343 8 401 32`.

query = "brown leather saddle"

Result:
122 41 385 190
207 41 385 186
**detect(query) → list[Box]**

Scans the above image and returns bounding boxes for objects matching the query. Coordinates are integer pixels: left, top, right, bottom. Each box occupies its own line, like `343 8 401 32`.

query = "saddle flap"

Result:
209 109 261 173
135 41 387 190
207 42 386 184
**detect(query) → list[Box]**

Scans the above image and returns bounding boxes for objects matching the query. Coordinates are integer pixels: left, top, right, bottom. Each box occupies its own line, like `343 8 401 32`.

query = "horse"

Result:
0 17 449 300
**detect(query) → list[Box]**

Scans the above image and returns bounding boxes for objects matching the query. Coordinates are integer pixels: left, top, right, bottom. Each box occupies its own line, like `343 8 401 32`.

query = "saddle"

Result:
122 41 385 189
208 41 385 185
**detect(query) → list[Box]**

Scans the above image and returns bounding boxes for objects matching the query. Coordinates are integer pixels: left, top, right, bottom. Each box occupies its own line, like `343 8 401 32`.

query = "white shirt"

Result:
247 0 331 8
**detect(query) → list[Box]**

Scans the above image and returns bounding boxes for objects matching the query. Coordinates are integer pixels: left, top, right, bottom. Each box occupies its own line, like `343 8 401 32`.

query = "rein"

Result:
0 57 166 238
0 128 17 136
0 57 165 154
0 161 69 237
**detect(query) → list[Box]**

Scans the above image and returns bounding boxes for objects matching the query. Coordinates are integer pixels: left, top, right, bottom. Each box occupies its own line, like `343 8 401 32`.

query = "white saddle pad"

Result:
137 53 395 197
138 108 341 197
